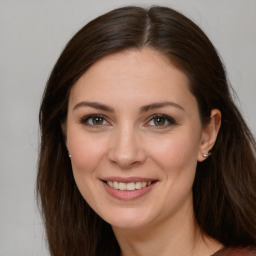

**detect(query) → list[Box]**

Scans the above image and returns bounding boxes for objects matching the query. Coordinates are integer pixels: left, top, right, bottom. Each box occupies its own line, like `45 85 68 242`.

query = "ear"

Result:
197 109 221 162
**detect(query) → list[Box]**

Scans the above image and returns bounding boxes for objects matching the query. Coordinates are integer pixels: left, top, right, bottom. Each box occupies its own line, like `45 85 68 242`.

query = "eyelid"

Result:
80 114 111 127
145 114 177 127
79 113 177 128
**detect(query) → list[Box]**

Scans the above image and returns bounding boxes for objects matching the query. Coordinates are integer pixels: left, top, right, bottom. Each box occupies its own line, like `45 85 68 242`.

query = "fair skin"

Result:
65 48 222 256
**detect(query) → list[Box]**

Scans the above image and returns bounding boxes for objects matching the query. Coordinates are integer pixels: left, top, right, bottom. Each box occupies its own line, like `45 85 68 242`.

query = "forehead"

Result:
78 48 182 84
69 48 196 111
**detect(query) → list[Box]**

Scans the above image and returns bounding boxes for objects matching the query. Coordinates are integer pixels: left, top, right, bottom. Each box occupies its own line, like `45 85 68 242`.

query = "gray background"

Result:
0 0 255 255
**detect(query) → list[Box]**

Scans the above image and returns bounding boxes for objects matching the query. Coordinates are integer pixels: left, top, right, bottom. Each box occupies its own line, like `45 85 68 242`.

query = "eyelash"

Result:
146 114 177 128
80 114 109 127
79 114 177 128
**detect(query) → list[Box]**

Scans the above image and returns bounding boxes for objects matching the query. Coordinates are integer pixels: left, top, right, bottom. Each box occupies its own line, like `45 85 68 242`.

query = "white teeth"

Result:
113 181 119 189
127 182 135 191
135 182 142 190
118 182 127 191
106 181 152 191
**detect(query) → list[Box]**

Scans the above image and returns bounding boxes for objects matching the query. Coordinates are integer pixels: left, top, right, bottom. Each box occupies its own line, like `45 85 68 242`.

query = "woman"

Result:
37 6 256 256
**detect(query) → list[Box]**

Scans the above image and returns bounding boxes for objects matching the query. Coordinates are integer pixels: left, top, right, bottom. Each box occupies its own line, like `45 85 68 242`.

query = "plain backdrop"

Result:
0 1 255 255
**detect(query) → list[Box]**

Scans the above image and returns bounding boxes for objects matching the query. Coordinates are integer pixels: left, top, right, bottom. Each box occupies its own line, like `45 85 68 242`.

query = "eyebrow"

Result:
72 101 184 112
73 101 114 112
139 101 184 112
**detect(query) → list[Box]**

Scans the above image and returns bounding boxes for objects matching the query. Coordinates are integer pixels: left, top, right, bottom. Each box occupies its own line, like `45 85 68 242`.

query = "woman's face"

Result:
66 48 211 230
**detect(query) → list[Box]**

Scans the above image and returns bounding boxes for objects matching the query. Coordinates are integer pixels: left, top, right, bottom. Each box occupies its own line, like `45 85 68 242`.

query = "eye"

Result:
80 114 109 127
146 114 176 128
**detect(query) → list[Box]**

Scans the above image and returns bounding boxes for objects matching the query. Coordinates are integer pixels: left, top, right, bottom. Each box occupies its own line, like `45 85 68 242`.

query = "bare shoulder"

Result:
213 247 256 256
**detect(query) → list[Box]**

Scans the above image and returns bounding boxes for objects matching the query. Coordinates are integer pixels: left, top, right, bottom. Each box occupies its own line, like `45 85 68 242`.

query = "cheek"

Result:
67 132 108 207
148 131 201 173
67 130 108 174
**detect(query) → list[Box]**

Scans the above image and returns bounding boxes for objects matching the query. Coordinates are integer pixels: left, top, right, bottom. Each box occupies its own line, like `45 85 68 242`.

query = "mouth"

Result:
101 177 158 200
105 180 153 191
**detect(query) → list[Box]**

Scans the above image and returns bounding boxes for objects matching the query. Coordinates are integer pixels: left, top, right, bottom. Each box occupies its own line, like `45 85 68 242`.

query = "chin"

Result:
98 207 156 230
109 218 150 230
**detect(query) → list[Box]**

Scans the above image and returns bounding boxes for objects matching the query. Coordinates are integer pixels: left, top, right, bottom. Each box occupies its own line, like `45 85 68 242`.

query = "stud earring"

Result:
202 152 211 158
69 154 71 158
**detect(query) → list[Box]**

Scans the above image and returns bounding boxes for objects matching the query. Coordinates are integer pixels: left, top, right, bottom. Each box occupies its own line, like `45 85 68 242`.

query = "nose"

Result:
108 125 146 168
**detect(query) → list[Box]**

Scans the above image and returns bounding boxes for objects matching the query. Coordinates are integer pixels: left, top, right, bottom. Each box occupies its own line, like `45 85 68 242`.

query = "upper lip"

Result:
101 176 158 183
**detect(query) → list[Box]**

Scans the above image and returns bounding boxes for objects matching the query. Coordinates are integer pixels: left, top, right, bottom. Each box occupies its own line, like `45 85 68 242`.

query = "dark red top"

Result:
212 247 256 256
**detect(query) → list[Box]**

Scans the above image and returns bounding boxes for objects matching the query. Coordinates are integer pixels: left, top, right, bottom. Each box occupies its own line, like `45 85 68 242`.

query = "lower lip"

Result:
102 181 156 201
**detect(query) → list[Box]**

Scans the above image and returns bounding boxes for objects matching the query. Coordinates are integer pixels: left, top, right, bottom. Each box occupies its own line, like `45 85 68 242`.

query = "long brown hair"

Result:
37 6 256 255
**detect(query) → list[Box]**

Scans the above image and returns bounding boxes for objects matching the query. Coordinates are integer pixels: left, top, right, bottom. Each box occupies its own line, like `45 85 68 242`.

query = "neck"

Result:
112 202 222 256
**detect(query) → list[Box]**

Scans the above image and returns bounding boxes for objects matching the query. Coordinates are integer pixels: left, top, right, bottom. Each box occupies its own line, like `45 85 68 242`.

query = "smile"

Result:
102 178 157 200
106 181 152 191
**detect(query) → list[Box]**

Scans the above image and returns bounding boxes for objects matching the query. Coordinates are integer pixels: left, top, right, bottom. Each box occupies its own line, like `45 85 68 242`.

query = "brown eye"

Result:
80 115 109 126
91 116 104 125
147 114 176 128
153 117 167 126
